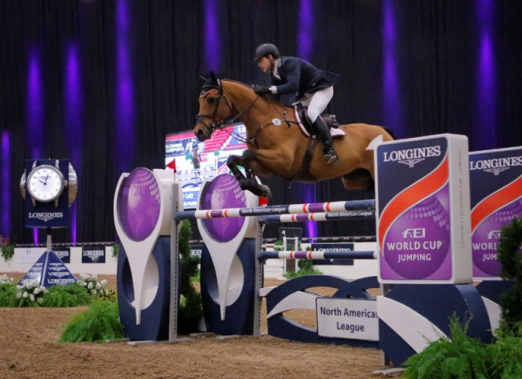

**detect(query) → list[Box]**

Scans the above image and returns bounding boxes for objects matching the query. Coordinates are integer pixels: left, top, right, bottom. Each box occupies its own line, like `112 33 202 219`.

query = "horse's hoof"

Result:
260 185 272 199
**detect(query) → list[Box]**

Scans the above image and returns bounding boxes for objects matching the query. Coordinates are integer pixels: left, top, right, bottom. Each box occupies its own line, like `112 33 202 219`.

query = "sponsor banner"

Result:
310 243 354 265
469 146 522 278
19 255 46 285
317 298 378 341
17 248 45 265
82 246 106 264
43 252 77 285
375 134 471 284
53 248 71 263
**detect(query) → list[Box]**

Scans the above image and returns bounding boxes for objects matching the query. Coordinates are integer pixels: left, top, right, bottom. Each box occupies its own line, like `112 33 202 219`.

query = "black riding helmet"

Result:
254 43 280 61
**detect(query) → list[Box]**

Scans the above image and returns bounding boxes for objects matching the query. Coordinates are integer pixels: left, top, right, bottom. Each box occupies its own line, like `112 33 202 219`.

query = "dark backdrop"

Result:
1 0 522 244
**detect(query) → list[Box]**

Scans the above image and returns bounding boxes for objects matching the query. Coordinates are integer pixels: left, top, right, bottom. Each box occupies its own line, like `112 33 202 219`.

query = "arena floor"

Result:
0 274 389 379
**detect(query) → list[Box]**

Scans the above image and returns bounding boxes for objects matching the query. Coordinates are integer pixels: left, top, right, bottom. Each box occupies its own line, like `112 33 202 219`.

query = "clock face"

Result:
27 165 65 203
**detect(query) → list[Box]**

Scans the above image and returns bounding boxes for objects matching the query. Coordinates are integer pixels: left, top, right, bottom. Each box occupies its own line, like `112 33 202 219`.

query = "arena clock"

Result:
22 160 67 207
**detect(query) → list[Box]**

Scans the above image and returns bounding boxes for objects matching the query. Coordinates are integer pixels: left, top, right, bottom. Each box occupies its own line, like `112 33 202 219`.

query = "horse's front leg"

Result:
227 152 272 199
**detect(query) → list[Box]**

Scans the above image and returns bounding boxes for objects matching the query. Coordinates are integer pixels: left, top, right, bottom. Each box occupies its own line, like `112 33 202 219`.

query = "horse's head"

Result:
194 71 234 141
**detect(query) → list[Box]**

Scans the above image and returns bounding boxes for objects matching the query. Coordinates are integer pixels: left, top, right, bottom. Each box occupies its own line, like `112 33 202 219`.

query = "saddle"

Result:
293 104 345 138
289 104 346 183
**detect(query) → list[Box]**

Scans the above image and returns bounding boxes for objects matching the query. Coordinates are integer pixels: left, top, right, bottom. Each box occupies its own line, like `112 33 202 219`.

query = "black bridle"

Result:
195 80 263 142
195 81 235 134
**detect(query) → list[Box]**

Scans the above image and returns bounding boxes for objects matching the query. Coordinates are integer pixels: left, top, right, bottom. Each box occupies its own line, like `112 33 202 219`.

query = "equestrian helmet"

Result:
254 43 280 61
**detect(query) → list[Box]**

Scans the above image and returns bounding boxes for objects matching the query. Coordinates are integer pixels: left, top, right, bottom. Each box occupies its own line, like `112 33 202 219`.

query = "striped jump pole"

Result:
175 199 375 220
260 250 377 260
259 210 375 224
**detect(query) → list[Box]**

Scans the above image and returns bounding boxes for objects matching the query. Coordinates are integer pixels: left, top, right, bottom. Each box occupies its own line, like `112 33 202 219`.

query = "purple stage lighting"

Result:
116 0 135 173
382 0 402 136
65 43 82 244
204 0 220 72
1 131 10 236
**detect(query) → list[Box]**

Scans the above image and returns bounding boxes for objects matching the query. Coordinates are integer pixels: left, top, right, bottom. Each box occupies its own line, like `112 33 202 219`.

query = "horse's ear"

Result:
207 71 222 91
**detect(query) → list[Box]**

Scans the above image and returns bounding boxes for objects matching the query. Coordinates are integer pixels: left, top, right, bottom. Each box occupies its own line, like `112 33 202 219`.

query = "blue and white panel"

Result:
378 284 492 367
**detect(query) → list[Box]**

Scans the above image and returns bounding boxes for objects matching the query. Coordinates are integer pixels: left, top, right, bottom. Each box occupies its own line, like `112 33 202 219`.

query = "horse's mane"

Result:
221 79 290 108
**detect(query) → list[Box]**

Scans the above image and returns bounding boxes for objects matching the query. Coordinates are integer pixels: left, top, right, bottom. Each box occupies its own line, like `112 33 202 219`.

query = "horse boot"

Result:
312 116 340 165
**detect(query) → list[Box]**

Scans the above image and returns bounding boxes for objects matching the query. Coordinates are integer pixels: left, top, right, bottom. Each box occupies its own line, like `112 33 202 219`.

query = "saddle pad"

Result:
292 107 346 139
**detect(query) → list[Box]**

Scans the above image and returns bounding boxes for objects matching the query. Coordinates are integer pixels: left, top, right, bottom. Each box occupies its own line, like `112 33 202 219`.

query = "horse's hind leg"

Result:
341 169 375 191
227 154 272 199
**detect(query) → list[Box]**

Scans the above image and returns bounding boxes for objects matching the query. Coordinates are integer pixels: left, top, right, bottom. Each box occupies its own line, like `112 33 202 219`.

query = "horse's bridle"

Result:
196 80 262 140
196 81 235 134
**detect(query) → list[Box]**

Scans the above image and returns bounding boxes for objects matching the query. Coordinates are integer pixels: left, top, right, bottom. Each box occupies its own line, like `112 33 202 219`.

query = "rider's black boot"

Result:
312 116 340 165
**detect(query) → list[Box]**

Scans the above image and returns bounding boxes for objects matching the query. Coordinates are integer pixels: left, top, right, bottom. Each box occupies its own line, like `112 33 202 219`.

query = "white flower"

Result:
80 273 90 279
92 274 98 280
101 279 108 286
16 292 22 299
87 282 93 289
22 292 28 298
96 283 101 289
37 297 44 304
30 294 35 302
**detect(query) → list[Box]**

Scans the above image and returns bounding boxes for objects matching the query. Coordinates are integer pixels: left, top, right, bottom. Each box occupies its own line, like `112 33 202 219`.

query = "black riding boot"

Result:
312 116 340 165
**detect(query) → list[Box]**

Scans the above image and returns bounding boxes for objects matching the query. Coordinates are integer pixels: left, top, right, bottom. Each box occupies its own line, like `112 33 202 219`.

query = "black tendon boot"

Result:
312 116 340 165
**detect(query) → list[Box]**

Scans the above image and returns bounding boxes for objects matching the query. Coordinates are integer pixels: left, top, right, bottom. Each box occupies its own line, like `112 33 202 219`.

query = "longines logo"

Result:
383 145 441 168
469 156 522 176
28 212 64 222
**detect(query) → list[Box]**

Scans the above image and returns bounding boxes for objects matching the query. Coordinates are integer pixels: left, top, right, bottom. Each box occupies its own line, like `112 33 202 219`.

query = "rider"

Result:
253 43 340 165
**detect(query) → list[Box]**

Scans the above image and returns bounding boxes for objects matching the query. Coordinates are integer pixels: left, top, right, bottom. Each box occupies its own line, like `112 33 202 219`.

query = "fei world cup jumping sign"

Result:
374 134 472 284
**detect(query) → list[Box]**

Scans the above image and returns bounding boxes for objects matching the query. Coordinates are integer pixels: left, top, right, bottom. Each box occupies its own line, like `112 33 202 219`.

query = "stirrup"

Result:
324 150 340 165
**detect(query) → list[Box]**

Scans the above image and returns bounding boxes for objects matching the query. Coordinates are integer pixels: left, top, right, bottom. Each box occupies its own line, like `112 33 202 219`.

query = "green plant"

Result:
403 315 490 379
0 275 17 307
42 283 91 307
59 300 125 342
0 245 15 262
77 273 117 302
111 244 120 258
283 258 323 279
497 217 522 333
15 279 48 307
178 220 203 334
191 270 200 283
485 322 522 378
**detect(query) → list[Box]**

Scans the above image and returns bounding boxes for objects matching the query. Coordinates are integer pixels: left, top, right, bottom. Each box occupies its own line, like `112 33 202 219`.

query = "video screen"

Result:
165 123 247 209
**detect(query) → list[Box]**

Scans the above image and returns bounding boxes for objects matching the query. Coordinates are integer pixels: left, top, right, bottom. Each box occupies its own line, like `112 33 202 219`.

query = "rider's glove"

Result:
254 85 271 96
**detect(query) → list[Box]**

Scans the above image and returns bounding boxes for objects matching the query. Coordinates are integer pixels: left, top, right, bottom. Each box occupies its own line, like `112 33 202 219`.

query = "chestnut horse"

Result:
194 72 394 199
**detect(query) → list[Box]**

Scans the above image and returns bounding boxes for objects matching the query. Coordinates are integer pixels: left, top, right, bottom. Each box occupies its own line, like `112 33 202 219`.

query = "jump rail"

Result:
191 235 377 244
260 250 377 260
176 199 375 220
259 210 375 224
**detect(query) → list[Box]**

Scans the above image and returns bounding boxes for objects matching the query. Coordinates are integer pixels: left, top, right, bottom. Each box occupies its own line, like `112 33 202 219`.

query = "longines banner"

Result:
54 248 71 263
81 246 106 263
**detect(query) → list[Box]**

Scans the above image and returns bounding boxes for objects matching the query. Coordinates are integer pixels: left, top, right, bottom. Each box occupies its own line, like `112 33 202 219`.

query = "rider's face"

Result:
257 56 272 73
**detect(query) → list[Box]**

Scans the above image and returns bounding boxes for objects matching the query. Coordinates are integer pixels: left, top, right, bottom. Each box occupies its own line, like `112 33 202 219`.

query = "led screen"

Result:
165 123 247 209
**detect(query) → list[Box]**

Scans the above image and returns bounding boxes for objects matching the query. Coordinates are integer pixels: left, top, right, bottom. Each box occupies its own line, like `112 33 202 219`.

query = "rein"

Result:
197 81 298 145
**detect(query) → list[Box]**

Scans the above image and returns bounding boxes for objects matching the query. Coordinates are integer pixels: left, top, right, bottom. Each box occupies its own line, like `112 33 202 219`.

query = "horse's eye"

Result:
207 97 215 104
